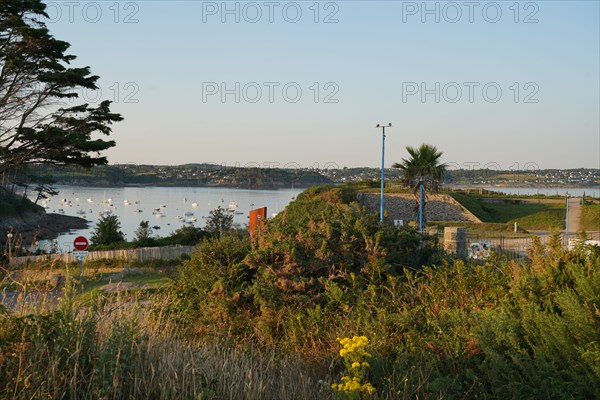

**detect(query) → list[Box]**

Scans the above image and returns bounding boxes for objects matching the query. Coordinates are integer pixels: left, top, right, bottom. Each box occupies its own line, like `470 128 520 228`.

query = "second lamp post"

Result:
376 123 392 223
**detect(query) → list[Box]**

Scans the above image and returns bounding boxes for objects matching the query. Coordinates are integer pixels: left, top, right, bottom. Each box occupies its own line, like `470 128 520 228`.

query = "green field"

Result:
450 192 566 231
581 202 600 231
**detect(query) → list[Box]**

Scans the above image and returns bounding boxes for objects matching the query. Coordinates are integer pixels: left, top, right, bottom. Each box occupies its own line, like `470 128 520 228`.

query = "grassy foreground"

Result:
1 290 331 399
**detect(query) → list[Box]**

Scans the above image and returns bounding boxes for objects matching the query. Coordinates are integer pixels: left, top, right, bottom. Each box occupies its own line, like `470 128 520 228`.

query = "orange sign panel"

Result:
249 207 267 233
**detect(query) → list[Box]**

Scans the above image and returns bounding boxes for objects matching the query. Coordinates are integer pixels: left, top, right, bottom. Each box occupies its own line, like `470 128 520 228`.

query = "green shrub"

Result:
167 232 252 334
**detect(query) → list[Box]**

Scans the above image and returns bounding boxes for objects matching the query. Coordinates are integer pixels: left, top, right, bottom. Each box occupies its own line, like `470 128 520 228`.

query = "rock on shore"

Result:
1 212 89 243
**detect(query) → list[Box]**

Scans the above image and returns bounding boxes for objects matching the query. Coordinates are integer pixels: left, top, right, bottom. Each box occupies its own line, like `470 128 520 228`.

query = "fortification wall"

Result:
357 193 481 223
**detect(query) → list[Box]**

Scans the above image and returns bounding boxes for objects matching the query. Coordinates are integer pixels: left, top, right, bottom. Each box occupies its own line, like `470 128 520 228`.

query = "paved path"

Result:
567 197 582 233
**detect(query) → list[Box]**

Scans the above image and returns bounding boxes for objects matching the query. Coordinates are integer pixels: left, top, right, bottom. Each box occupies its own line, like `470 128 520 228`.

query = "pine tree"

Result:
90 215 125 245
0 0 122 176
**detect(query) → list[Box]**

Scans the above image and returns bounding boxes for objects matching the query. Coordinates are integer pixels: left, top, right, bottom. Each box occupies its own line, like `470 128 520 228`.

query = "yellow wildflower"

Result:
331 335 376 397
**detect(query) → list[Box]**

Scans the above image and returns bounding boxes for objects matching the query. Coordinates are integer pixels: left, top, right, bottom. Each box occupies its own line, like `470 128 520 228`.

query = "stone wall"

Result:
357 193 481 223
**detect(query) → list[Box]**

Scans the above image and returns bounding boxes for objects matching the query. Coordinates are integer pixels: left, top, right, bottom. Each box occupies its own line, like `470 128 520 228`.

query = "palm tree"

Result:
392 144 446 229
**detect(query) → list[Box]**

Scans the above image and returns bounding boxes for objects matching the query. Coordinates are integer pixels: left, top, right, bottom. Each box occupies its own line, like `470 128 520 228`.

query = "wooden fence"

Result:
8 245 195 266
7 231 599 267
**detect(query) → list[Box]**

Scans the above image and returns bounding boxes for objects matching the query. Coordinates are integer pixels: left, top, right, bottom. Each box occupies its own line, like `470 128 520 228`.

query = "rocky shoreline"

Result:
1 213 89 244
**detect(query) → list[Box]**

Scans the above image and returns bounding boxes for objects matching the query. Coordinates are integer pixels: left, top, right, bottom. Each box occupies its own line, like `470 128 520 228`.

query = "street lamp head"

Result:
375 124 380 128
7 233 13 239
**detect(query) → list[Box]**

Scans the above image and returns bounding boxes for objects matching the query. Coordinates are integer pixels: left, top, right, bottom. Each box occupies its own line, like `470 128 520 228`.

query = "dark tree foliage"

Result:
31 174 57 205
90 214 125 246
204 206 234 238
0 0 122 175
134 220 153 244
164 225 207 245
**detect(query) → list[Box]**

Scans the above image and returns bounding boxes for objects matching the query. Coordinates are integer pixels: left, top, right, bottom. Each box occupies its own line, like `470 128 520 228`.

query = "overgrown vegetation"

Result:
1 186 599 399
0 288 332 399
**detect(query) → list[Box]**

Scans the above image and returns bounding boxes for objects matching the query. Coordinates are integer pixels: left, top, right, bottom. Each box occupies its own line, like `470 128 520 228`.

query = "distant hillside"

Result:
20 164 333 188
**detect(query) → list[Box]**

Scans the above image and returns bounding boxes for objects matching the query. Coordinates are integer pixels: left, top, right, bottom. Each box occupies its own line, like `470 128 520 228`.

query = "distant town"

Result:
15 164 600 189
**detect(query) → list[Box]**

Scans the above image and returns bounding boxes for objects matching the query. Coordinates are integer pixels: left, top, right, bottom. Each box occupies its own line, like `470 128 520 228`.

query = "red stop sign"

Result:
73 236 89 251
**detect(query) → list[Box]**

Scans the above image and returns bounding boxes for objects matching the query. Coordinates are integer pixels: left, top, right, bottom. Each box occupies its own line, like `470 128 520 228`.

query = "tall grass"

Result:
0 286 337 400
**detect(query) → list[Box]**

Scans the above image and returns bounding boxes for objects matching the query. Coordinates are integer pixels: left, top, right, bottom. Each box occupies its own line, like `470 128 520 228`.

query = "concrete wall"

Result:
357 193 481 223
443 227 467 258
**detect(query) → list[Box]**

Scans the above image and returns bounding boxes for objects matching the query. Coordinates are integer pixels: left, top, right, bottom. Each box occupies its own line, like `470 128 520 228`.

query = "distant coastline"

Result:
445 183 599 189
51 182 316 190
18 164 599 191
50 181 600 191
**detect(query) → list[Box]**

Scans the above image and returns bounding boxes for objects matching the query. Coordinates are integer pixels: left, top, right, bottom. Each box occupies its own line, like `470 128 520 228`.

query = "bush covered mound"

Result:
168 186 441 343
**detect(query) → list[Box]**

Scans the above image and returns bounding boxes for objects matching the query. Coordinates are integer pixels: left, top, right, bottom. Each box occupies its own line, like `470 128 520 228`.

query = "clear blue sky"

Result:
46 1 599 170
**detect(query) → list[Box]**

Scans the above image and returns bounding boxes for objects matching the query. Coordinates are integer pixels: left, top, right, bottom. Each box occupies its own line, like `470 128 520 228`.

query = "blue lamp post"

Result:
419 178 424 233
565 192 569 247
376 123 392 223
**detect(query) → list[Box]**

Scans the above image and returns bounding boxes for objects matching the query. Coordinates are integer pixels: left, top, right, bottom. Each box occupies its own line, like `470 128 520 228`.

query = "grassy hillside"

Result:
450 192 565 231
